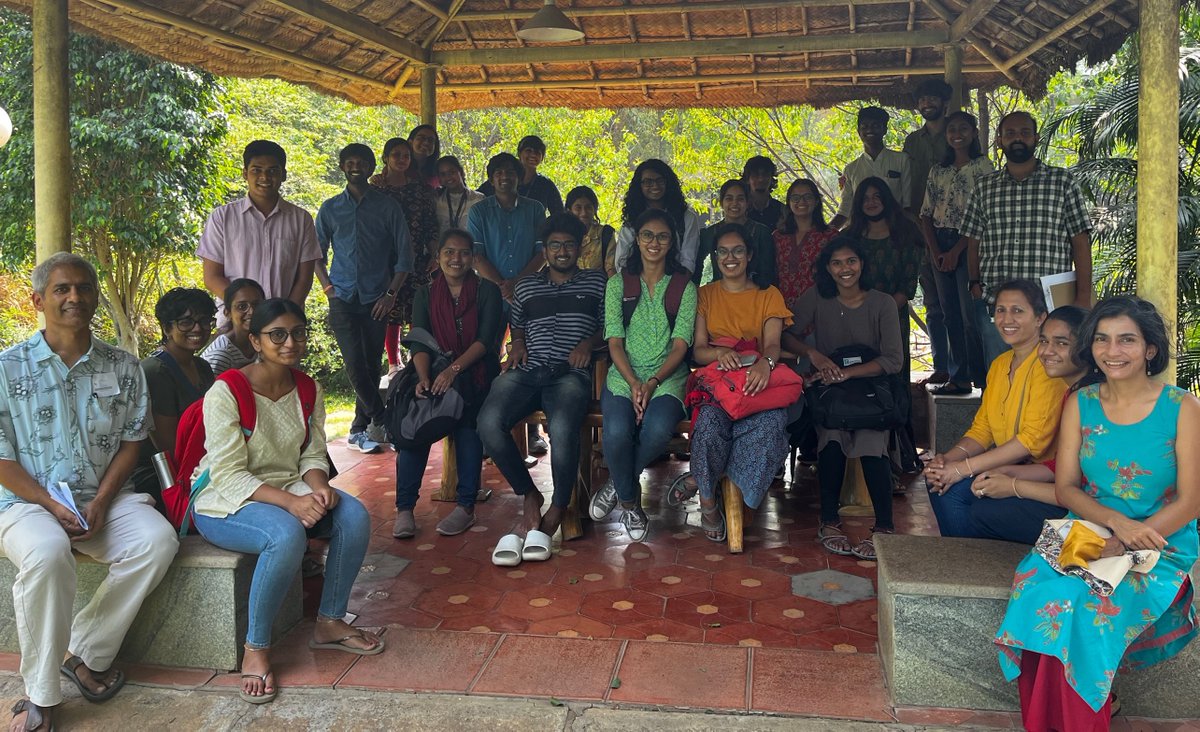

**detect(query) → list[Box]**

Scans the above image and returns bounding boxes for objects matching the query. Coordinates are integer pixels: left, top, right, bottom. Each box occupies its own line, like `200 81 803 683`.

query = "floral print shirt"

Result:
919 156 995 231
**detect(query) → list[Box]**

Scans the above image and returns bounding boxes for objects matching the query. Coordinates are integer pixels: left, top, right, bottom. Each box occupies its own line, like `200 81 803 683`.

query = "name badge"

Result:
92 372 120 398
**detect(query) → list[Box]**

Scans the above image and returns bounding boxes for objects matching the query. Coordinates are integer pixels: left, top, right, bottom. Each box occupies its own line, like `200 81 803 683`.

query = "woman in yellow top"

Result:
686 222 793 542
925 279 1068 538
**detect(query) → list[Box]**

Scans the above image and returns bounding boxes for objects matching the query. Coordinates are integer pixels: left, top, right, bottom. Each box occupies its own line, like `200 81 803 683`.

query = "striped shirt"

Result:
510 268 607 374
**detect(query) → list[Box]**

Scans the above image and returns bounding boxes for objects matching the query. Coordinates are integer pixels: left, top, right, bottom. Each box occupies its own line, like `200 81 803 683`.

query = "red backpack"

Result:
621 271 690 331
164 369 317 535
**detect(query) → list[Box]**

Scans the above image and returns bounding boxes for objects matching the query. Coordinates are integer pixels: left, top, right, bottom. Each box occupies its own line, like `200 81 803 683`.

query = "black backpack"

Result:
805 345 909 431
383 328 468 450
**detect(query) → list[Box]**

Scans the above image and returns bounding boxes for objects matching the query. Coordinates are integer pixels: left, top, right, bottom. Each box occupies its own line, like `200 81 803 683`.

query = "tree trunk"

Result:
87 236 139 355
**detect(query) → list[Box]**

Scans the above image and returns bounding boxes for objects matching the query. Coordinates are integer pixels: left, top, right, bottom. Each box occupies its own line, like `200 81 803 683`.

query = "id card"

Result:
92 372 120 398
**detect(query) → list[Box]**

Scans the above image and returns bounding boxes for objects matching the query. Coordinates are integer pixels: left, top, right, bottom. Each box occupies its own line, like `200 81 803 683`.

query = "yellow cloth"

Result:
696 283 793 342
964 349 1067 461
1059 521 1106 570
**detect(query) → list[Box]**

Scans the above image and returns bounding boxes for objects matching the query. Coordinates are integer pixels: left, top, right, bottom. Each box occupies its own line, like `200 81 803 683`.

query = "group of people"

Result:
0 79 1193 731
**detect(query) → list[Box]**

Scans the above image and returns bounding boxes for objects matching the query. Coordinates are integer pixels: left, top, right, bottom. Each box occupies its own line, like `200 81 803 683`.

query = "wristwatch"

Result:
451 363 462 373
967 280 981 288
385 289 397 297
764 356 777 371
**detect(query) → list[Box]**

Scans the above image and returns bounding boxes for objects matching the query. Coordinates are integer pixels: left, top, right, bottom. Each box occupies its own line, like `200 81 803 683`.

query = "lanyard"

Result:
445 189 468 228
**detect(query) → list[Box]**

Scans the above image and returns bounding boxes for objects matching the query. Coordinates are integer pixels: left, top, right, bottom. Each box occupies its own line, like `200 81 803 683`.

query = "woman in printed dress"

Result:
372 137 438 377
994 296 1199 731
771 178 837 311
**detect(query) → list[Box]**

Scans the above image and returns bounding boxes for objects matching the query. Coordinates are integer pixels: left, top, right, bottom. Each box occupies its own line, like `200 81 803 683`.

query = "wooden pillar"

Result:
1137 0 1180 382
976 88 990 154
943 43 964 113
420 65 438 127
33 0 71 260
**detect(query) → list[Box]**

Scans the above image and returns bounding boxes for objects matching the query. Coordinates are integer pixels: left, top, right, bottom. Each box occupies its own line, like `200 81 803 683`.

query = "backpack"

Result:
804 345 909 431
621 271 690 331
383 327 469 451
163 368 317 536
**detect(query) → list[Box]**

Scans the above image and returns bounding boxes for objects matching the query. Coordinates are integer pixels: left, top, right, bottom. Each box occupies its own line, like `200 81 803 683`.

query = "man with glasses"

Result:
476 214 606 551
198 140 322 330
960 111 1093 366
0 254 179 732
316 143 413 454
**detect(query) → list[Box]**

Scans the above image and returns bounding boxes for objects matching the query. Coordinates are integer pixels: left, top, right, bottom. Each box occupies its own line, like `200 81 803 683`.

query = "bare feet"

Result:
313 618 383 653
240 646 276 701
521 491 545 533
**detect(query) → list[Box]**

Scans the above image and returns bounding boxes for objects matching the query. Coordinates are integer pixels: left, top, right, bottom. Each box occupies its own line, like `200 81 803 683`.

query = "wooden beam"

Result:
944 42 963 112
424 0 469 50
420 64 438 125
33 0 71 260
84 0 394 92
454 0 899 22
408 0 449 21
950 0 1002 40
1002 0 1111 70
432 29 947 66
406 64 996 92
1137 0 1180 381
390 64 418 97
923 0 1019 83
265 0 428 63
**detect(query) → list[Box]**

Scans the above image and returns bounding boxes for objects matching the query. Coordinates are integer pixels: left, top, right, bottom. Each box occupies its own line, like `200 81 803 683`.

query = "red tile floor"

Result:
4 439 1191 728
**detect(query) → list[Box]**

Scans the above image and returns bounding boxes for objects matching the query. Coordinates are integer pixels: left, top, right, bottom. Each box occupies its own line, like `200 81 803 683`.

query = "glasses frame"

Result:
261 326 311 345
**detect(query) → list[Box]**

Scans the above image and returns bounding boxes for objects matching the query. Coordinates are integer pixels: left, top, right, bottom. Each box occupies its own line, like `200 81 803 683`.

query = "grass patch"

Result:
324 387 357 441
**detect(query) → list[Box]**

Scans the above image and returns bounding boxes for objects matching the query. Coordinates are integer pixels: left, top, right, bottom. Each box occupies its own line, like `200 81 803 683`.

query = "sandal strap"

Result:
10 700 46 732
240 672 269 682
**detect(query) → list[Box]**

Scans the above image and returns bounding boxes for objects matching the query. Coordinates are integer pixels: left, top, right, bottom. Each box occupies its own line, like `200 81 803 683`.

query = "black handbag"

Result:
805 345 908 431
383 328 468 450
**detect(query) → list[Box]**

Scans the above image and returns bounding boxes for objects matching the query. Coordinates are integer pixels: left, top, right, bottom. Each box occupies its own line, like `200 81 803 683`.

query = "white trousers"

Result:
0 492 178 706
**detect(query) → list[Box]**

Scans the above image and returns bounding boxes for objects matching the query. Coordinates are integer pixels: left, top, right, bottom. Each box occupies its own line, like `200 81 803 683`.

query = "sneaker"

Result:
392 510 416 539
436 506 476 536
528 435 549 456
588 480 619 521
622 505 650 542
366 419 390 446
347 431 381 454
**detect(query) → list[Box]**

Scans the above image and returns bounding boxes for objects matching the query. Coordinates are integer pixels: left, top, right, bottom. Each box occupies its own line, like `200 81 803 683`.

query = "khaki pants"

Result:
0 492 178 706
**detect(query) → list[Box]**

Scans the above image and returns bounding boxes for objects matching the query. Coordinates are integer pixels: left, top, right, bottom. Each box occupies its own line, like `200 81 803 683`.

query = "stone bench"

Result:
876 534 1200 718
927 387 982 455
0 535 302 671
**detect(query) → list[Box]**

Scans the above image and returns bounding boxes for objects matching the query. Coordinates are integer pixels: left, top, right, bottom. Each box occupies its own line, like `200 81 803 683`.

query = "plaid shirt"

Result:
959 161 1090 300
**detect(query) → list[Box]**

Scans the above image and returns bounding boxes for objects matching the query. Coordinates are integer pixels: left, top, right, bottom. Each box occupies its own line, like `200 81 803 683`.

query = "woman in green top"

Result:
589 209 697 541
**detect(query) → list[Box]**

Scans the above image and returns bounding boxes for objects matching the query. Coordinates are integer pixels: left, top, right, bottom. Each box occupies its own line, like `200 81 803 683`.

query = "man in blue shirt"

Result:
0 254 178 730
467 152 547 303
316 143 413 453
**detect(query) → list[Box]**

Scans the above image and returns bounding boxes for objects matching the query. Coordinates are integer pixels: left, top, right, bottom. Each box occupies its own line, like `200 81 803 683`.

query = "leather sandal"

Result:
699 498 726 543
10 700 52 732
60 655 124 703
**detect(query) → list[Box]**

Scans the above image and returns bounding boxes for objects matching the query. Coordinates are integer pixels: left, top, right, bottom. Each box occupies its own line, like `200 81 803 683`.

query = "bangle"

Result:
953 445 970 458
647 376 660 386
964 456 975 476
323 284 334 293
1011 476 1022 499
954 466 963 478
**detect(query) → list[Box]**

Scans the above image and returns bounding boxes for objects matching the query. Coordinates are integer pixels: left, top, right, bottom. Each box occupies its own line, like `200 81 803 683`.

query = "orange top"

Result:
696 283 793 343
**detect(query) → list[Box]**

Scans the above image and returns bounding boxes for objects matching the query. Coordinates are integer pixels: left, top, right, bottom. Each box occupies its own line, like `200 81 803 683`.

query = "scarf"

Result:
429 271 484 388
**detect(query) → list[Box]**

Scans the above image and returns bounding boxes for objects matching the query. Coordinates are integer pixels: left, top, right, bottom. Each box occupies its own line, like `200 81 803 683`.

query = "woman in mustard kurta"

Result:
925 279 1068 538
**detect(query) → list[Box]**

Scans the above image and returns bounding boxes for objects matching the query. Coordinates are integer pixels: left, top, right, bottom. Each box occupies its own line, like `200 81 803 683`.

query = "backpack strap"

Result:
289 368 318 450
154 350 203 403
600 225 614 262
663 272 689 333
620 272 641 331
217 369 258 438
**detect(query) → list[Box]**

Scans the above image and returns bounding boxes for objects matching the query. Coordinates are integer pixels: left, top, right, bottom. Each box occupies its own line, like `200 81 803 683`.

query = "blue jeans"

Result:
929 476 985 538
933 228 986 386
396 424 483 510
600 388 685 504
972 298 1011 375
930 475 1067 543
476 366 591 508
193 490 370 649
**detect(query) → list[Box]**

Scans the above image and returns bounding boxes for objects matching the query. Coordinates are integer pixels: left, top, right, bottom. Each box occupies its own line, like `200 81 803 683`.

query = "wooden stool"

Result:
838 457 874 517
720 476 745 554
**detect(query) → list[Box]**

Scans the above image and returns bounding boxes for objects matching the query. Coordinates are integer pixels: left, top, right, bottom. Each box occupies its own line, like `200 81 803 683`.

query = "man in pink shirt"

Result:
198 140 322 327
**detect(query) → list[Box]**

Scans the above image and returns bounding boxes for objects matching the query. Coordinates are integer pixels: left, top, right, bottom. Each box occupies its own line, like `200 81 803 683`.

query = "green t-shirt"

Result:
603 274 697 404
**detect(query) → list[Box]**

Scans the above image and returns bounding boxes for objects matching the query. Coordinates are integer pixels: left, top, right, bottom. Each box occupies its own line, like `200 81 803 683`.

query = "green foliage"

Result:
301 293 350 391
0 9 227 352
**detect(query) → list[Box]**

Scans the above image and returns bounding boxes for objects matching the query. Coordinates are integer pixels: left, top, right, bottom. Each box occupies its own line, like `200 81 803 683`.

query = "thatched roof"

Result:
0 0 1141 111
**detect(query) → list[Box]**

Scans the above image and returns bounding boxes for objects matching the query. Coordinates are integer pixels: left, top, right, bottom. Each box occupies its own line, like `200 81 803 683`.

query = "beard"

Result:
1005 143 1034 164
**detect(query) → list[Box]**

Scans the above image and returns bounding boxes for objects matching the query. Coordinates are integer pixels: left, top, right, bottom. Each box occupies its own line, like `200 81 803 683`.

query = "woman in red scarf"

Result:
392 230 503 539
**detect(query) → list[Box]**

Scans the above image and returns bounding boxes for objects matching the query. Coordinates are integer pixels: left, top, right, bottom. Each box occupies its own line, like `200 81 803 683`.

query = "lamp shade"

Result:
516 0 583 43
0 107 11 148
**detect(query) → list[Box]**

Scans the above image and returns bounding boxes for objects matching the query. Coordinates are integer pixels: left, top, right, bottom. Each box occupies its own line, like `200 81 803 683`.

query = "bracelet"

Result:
954 466 963 478
322 284 334 293
1011 476 1022 499
647 376 660 386
964 456 975 476
953 445 970 458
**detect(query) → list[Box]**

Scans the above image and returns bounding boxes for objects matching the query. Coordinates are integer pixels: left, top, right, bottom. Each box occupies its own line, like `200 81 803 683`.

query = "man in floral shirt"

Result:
0 253 178 731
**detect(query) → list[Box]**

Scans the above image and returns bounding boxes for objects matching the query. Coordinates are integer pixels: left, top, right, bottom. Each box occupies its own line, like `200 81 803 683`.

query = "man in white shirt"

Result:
830 107 912 229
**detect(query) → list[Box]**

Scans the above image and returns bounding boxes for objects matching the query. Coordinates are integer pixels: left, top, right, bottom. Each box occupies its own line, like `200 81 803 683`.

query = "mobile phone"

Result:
738 353 758 367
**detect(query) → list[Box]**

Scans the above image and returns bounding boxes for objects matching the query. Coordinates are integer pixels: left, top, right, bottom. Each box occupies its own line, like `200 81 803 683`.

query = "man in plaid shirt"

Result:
960 110 1092 366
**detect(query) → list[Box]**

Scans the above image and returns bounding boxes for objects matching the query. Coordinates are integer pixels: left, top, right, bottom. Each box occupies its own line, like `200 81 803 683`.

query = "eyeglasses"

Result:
231 301 258 314
637 230 672 245
544 239 580 252
173 317 215 331
640 176 666 189
262 327 310 344
788 193 816 203
716 246 748 259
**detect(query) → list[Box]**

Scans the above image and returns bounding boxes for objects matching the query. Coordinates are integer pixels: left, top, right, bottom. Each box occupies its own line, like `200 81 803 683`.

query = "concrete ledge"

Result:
927 389 982 455
0 535 302 671
876 534 1200 718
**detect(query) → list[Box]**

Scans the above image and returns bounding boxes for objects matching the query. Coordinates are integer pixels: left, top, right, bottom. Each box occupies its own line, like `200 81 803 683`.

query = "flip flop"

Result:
238 672 277 705
492 533 524 566
521 529 553 561
10 699 53 732
308 631 385 656
60 656 124 703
